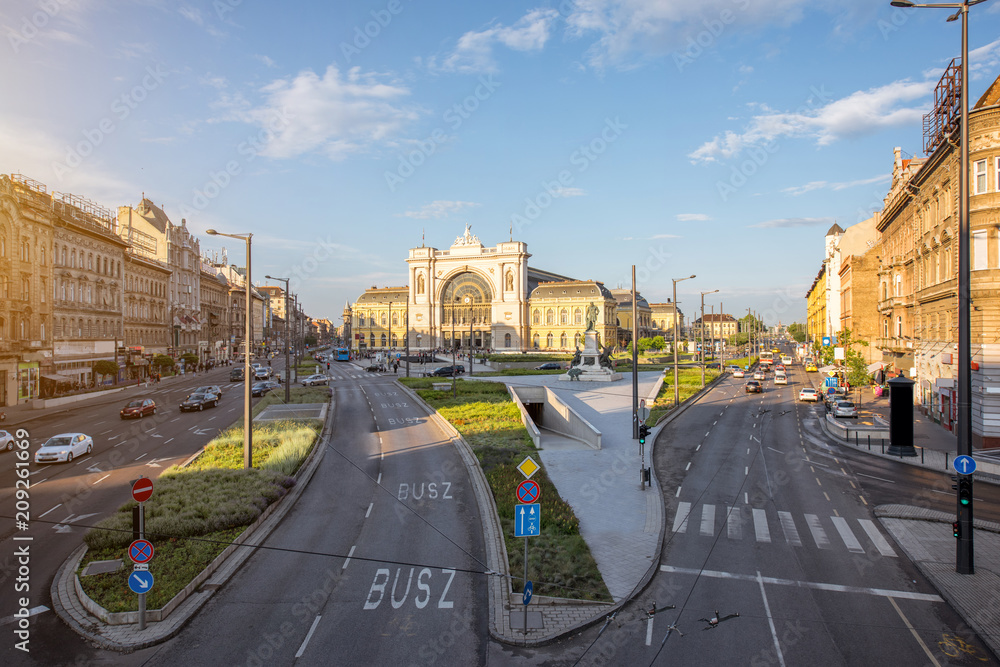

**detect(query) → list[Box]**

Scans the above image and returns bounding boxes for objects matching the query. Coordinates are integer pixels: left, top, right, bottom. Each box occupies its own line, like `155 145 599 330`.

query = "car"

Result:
251 380 281 397
833 400 858 418
732 369 745 378
805 363 818 372
194 385 222 401
0 429 15 453
774 373 788 385
753 370 766 381
774 364 786 373
745 381 763 393
230 368 245 382
429 365 465 377
798 388 820 402
179 392 218 411
534 362 563 370
120 398 156 419
35 433 93 464
254 367 271 381
301 374 329 386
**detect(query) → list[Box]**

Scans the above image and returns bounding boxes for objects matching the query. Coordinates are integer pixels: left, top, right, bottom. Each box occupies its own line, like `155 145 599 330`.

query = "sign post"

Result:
130 477 153 629
515 458 542 635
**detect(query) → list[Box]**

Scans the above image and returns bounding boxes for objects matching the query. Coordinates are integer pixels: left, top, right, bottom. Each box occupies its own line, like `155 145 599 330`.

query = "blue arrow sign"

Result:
514 503 541 538
954 455 977 475
523 581 533 606
128 570 154 594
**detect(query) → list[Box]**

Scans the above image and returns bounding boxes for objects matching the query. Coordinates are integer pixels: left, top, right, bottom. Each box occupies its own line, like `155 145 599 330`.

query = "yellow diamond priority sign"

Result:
517 456 540 480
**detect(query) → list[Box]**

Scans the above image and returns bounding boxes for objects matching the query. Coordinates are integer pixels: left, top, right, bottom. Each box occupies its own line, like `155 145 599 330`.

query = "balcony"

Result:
877 294 912 314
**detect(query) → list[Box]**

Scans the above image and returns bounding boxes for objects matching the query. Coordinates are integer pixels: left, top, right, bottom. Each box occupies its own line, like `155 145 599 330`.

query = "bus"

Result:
335 348 350 361
759 351 774 370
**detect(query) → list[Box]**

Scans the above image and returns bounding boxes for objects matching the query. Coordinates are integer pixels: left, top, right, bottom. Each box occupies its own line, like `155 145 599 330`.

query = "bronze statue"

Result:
599 343 614 369
585 302 599 332
571 346 581 368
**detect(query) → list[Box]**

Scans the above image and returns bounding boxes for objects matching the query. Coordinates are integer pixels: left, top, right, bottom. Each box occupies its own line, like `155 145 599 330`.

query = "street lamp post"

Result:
700 289 719 388
207 229 253 470
889 0 985 575
265 275 291 403
672 275 696 407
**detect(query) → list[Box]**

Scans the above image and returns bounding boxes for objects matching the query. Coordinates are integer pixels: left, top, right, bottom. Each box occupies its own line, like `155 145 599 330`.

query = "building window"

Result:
896 316 902 337
546 333 553 348
504 333 511 347
0 276 7 299
996 157 1000 193
883 320 888 338
560 309 568 324
380 333 386 347
532 334 540 349
21 277 29 301
560 333 567 348
40 278 46 303
974 159 987 194
532 310 540 325
893 275 901 297
973 230 987 270
546 309 554 325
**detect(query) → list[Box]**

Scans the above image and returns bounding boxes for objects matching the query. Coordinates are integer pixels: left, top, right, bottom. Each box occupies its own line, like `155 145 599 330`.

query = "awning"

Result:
867 361 886 373
818 365 838 374
40 374 74 384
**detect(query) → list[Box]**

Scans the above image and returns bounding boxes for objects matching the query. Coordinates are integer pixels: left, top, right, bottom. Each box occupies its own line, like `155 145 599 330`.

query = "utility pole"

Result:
632 266 638 439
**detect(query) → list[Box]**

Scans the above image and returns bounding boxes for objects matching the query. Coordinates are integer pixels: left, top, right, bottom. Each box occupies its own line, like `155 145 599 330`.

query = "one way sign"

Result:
514 503 541 538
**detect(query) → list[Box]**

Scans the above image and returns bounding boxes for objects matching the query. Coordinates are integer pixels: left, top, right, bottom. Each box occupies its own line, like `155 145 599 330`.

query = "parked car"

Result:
732 369 745 378
0 429 15 452
798 388 820 402
251 380 281 397
534 362 563 370
35 433 92 464
301 374 329 386
230 368 245 382
429 365 465 377
194 385 222 401
120 398 156 419
745 380 763 393
833 400 858 418
179 392 218 412
753 370 766 381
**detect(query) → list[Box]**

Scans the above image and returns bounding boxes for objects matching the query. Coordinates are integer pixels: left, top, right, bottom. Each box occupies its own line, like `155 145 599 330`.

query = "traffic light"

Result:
639 424 650 445
953 521 961 539
959 477 973 507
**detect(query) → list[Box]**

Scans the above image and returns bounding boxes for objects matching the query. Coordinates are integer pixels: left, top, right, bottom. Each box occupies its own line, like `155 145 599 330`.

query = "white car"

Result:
732 369 745 378
301 374 329 386
798 388 820 402
35 433 93 463
753 370 766 381
774 373 787 385
833 401 858 418
0 429 15 452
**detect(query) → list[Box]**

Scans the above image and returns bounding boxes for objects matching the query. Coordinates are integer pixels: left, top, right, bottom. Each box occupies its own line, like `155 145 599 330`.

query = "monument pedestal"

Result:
559 331 622 382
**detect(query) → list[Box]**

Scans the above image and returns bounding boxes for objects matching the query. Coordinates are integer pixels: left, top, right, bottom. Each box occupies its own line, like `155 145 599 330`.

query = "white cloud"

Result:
436 9 559 73
782 174 890 196
552 186 585 197
751 217 835 229
400 200 480 219
231 65 419 160
676 213 709 221
255 54 277 68
970 38 1000 83
651 233 681 239
689 79 933 163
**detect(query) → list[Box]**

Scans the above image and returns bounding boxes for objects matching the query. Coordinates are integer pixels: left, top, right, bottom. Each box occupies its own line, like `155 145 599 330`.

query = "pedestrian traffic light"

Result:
953 521 961 539
958 478 973 506
639 424 649 445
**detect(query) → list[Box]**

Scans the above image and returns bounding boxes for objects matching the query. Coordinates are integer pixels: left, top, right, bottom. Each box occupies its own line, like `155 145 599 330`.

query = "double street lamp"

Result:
206 229 254 470
889 0 987 575
700 289 719 388
265 274 292 403
672 275 696 407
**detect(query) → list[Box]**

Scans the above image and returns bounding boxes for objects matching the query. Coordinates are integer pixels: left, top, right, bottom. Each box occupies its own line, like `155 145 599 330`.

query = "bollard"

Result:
921 447 924 464
945 452 949 472
867 434 871 448
881 440 885 454
855 431 858 446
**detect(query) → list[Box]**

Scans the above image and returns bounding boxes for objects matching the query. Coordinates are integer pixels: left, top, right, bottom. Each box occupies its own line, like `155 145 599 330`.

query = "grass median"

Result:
400 377 611 602
78 387 327 613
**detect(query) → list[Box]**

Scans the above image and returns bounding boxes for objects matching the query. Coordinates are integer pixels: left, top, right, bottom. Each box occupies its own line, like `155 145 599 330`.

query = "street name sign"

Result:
515 503 541 538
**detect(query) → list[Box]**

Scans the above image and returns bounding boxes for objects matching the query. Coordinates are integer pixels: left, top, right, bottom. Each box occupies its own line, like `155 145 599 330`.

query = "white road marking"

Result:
92 474 110 485
758 571 786 667
857 472 894 484
767 447 783 454
727 506 742 540
705 432 710 438
753 508 770 543
645 616 654 646
744 492 748 504
745 466 749 476
366 502 374 518
831 517 864 553
672 502 692 534
0 606 49 627
165 438 174 444
659 566 943 601
295 615 322 659
887 596 941 666
342 545 356 570
695 444 701 451
135 453 147 461
685 462 691 471
778 511 802 546
376 473 382 484
805 514 830 549
859 519 897 557
675 486 682 498
700 504 715 536
39 504 61 518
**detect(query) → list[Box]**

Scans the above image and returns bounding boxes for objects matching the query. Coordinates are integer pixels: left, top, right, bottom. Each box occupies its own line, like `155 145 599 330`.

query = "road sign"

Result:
824 377 839 388
517 456 540 480
954 455 977 475
128 570 154 594
517 480 540 504
523 581 533 606
822 336 831 346
128 539 154 564
638 406 650 422
515 503 541 538
131 478 153 503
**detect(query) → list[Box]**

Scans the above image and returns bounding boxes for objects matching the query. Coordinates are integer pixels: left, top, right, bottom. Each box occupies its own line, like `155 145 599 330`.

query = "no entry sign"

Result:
132 478 153 503
517 480 540 504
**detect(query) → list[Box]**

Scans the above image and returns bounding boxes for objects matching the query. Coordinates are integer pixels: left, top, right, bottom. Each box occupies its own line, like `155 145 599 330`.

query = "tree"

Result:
304 335 317 347
650 335 666 352
787 322 807 343
637 337 653 353
153 354 175 372
93 360 120 385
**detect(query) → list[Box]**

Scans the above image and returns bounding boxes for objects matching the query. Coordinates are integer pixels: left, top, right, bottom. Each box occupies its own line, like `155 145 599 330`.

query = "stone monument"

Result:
560 302 622 382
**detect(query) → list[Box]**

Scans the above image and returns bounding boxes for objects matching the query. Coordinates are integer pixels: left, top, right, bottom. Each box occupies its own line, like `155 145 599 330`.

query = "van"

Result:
774 372 787 385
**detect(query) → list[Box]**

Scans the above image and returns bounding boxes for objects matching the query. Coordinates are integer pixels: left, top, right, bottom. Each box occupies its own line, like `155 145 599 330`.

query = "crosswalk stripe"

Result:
805 514 830 549
701 504 715 536
727 505 742 540
778 511 802 547
753 508 771 543
831 516 865 553
858 519 897 557
672 501 691 534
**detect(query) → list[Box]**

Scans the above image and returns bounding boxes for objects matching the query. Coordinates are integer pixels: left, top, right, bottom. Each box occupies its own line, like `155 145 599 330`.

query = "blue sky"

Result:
3 0 1000 326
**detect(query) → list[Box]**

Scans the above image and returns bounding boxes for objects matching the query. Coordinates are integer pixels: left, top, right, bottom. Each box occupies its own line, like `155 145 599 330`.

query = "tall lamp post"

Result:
207 229 254 470
672 275 696 407
265 275 291 403
889 0 985 575
700 289 719 388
